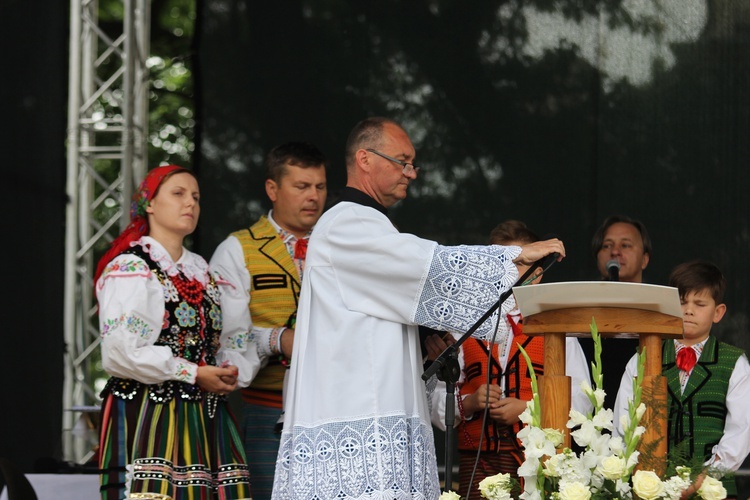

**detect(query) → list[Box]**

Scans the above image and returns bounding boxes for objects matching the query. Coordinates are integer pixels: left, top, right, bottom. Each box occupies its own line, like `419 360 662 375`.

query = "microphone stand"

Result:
422 252 558 495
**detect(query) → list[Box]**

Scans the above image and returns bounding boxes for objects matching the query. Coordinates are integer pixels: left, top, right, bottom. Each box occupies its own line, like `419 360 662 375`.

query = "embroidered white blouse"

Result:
96 236 260 387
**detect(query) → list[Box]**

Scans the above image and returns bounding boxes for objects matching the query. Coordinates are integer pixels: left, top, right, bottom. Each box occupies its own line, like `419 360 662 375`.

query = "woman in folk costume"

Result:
94 165 255 500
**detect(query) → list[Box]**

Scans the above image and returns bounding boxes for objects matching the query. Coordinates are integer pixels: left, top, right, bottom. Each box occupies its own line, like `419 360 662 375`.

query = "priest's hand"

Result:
423 333 455 361
513 238 565 265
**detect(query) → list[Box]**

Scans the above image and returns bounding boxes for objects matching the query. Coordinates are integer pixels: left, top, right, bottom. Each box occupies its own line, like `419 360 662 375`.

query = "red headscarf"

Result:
93 165 190 284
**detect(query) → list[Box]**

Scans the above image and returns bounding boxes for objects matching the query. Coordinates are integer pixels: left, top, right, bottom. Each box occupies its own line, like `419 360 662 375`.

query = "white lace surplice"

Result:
271 202 521 500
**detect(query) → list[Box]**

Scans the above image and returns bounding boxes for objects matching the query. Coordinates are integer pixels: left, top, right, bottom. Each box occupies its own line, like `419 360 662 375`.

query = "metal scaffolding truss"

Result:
63 0 150 463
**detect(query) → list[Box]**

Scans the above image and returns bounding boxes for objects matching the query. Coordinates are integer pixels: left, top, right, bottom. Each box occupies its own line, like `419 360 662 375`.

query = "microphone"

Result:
606 259 620 281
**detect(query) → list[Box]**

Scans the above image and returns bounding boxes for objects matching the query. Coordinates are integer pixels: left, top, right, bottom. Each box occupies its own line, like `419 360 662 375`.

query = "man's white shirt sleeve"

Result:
209 235 262 387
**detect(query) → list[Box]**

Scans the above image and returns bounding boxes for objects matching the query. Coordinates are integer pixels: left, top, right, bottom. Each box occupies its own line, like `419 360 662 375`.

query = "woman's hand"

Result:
196 364 239 394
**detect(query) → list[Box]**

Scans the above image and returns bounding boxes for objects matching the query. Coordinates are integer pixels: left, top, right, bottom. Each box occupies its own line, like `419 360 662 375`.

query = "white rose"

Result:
478 472 512 500
698 475 727 500
632 470 666 500
544 428 565 448
597 455 627 480
439 491 462 500
558 481 591 500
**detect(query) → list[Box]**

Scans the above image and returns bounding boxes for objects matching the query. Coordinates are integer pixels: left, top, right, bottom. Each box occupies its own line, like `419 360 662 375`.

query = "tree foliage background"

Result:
196 0 749 343
2 0 748 487
193 0 750 487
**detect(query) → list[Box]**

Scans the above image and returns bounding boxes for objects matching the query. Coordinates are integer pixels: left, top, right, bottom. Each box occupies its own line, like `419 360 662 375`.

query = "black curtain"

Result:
0 0 68 473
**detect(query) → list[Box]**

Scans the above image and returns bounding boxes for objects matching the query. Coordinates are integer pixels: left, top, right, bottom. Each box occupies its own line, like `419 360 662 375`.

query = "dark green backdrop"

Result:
2 0 748 494
195 0 750 492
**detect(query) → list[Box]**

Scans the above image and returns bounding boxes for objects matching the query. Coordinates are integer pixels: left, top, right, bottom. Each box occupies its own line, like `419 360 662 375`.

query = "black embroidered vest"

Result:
101 246 222 403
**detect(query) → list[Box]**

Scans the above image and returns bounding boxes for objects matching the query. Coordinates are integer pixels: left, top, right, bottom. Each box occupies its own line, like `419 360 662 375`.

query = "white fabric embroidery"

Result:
416 245 518 341
274 415 439 499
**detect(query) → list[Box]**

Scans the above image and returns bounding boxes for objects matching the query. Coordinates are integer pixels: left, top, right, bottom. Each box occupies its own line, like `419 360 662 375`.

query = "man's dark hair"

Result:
489 220 539 246
265 142 327 183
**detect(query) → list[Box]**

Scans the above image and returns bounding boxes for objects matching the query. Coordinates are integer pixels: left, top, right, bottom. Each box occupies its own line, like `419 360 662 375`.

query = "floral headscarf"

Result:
93 165 190 284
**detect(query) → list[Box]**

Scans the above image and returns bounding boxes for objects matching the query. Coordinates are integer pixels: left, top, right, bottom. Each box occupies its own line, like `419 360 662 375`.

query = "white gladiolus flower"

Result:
636 402 647 420
608 436 624 455
519 405 534 425
619 413 631 432
615 478 632 497
524 427 557 459
568 408 588 427
593 388 606 408
519 490 542 500
517 455 540 477
580 380 593 395
592 408 614 431
571 420 597 447
626 450 640 470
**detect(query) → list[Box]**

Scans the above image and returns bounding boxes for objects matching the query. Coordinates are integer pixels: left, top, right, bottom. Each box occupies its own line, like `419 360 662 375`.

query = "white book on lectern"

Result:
512 281 682 318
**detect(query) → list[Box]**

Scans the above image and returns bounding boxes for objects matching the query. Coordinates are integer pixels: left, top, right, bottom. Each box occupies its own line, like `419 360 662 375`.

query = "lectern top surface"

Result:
513 281 682 318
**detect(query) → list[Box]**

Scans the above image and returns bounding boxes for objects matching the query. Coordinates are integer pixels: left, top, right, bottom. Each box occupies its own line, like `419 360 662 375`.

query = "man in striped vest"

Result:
210 142 328 499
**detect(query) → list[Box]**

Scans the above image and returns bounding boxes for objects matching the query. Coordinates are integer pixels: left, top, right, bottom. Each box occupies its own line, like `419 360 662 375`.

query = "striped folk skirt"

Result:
98 390 252 500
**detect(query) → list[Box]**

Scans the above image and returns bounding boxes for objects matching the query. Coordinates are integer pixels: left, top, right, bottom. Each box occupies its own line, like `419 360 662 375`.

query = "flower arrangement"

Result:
438 318 727 500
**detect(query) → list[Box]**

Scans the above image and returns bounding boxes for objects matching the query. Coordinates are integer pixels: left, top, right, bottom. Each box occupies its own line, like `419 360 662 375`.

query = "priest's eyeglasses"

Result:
366 149 420 175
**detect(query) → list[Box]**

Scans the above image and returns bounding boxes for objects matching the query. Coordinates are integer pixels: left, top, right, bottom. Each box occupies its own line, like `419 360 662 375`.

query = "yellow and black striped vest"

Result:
663 336 745 496
235 216 301 405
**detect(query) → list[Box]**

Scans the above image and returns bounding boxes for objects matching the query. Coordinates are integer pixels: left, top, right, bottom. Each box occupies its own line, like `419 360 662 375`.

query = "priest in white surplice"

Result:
271 117 565 500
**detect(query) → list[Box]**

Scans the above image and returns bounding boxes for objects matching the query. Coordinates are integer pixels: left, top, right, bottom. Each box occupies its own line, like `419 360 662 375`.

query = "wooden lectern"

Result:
513 281 683 475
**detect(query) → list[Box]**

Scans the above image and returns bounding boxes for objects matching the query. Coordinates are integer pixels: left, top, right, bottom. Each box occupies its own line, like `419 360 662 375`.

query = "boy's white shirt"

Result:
612 338 750 471
428 318 593 431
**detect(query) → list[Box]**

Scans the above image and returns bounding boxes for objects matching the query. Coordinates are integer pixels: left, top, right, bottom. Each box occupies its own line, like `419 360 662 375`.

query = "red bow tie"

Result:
676 346 697 373
294 239 308 260
507 314 523 336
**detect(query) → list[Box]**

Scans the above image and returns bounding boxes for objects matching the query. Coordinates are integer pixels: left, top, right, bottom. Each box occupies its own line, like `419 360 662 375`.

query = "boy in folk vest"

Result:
614 260 750 498
424 220 592 494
